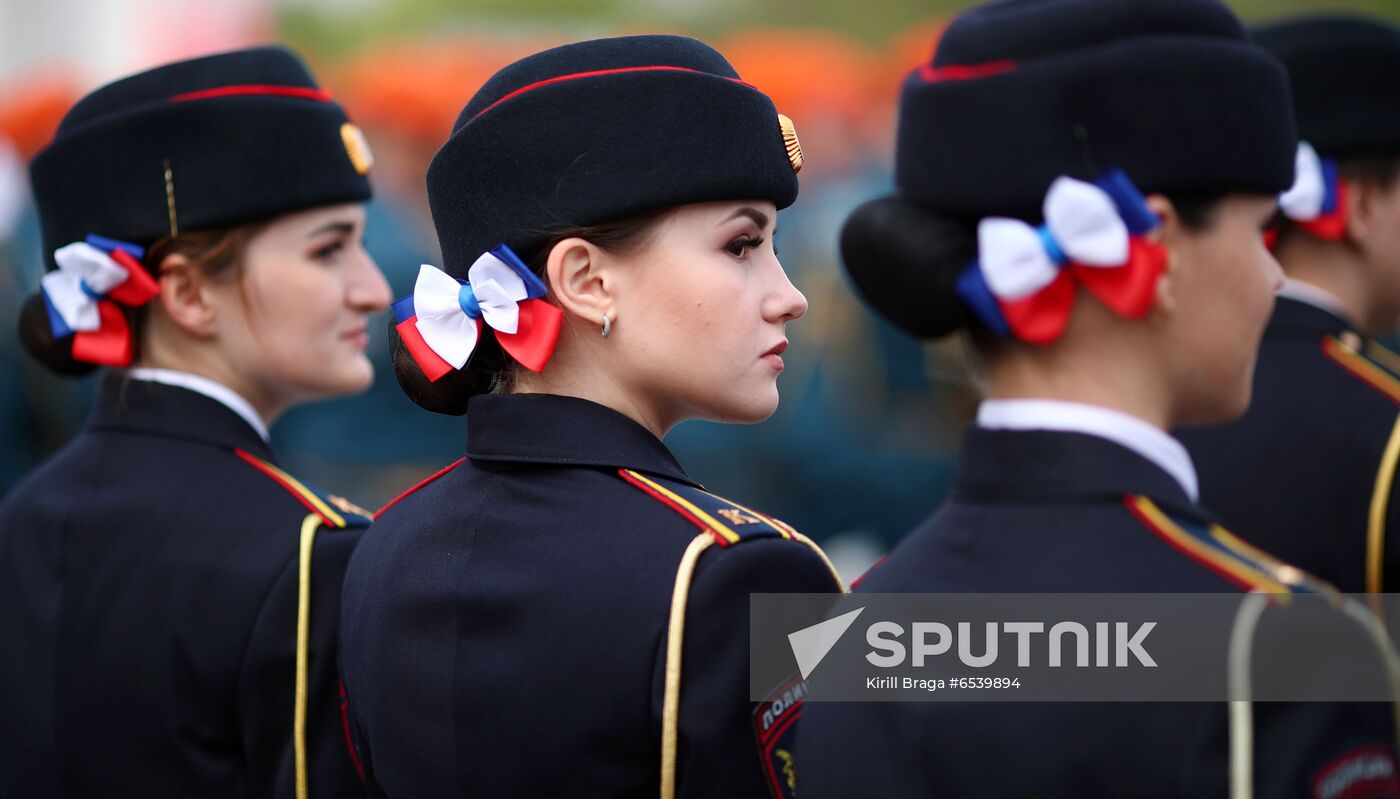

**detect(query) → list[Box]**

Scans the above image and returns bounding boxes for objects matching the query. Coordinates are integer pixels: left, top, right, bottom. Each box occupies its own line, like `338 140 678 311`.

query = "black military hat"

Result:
1254 15 1400 160
29 45 372 269
426 34 802 278
896 0 1296 220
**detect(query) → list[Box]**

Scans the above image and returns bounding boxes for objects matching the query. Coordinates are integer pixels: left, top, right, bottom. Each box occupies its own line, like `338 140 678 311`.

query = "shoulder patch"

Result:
619 469 798 547
375 457 467 520
1311 745 1400 799
234 448 371 529
752 675 806 799
1124 495 1334 595
1322 333 1400 405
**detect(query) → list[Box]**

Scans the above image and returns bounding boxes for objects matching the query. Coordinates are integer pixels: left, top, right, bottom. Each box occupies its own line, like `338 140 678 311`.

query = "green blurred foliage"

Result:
278 0 1400 58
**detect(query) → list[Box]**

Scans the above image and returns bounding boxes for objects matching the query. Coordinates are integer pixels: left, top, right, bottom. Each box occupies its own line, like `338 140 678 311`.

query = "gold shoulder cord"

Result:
295 514 321 799
1227 592 1400 799
1367 413 1400 595
658 533 846 799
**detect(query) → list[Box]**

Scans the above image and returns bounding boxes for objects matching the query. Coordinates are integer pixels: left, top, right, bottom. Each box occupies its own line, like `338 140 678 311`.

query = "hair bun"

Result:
17 293 99 377
839 197 976 340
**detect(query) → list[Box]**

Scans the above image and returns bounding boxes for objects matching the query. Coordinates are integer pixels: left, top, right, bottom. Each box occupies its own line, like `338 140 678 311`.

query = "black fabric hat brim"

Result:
29 46 370 269
426 35 798 278
429 69 793 275
897 37 1295 219
1255 15 1400 159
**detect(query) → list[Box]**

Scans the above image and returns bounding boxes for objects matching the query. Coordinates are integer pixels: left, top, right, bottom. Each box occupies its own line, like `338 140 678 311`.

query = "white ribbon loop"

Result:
1279 141 1326 221
412 264 480 369
466 252 528 335
1043 177 1129 267
978 218 1057 301
977 177 1130 302
42 242 131 332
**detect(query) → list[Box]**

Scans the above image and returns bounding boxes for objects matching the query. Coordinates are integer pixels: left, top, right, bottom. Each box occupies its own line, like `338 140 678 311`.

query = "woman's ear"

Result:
156 253 218 337
545 237 614 328
1145 194 1180 320
1345 175 1379 248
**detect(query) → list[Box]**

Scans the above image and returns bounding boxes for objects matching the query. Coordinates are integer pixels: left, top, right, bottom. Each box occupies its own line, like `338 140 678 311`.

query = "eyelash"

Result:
725 236 766 258
313 240 346 261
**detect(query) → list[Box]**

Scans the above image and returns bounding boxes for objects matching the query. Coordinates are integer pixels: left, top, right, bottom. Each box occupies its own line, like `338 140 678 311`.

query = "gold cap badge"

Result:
341 123 374 176
778 113 803 174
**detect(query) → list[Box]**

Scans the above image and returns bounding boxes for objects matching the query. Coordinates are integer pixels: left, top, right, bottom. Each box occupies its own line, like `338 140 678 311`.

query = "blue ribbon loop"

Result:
85 233 146 260
955 263 1011 338
1320 159 1340 214
1094 168 1159 236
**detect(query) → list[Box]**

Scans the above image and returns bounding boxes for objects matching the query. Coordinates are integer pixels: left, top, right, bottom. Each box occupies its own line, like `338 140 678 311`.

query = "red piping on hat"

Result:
469 65 756 123
169 84 333 103
917 59 1017 83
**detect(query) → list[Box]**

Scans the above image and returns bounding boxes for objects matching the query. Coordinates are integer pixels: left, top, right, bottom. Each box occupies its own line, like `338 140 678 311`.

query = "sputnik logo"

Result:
788 607 865 679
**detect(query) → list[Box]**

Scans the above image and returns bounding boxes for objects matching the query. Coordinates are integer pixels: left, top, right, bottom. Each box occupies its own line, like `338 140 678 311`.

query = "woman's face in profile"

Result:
604 199 809 429
1160 193 1283 426
209 203 392 411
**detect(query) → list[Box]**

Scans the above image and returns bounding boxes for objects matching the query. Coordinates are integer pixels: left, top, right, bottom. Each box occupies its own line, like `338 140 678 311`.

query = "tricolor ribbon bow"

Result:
394 244 564 381
955 169 1167 345
40 235 160 366
1276 141 1346 241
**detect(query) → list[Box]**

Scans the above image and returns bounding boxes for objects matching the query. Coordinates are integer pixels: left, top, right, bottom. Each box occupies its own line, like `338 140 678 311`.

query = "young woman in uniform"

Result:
0 46 390 797
339 34 843 799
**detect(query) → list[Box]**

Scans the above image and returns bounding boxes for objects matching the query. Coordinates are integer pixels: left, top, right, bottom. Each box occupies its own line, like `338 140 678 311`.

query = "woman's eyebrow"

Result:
307 220 356 238
720 206 771 231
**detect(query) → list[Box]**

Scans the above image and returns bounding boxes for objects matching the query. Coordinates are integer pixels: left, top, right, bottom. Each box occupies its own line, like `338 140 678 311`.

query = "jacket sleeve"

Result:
237 523 365 798
653 536 841 799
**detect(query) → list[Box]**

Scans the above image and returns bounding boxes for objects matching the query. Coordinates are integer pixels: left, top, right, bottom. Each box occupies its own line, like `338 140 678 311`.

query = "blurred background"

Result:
2 0 1398 579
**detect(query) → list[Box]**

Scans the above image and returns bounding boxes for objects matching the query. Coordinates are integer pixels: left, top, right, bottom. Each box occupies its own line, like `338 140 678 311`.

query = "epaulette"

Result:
618 468 801 547
618 468 844 799
234 448 372 529
1125 495 1338 597
1318 334 1400 593
1321 332 1400 405
235 448 374 799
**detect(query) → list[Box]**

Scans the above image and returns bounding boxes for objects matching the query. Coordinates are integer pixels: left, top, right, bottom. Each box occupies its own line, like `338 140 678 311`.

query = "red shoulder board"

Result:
618 468 798 547
1322 332 1400 405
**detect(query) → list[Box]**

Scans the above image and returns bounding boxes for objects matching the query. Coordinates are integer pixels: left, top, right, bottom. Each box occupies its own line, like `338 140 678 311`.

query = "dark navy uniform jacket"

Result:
0 375 368 798
340 393 842 798
1180 296 1400 593
797 427 1399 799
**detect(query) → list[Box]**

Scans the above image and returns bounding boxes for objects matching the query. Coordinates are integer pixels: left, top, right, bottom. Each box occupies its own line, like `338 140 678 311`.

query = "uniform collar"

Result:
126 367 270 443
970 399 1199 506
1270 292 1355 337
1276 279 1356 328
465 393 696 485
86 372 276 459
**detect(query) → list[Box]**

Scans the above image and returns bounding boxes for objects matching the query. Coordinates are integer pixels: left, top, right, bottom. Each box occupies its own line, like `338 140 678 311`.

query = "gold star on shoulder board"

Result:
327 494 373 518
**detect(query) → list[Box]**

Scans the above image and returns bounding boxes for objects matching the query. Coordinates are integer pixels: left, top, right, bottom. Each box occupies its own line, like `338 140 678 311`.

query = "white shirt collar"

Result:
1277 278 1355 325
125 367 270 443
976 398 1198 502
